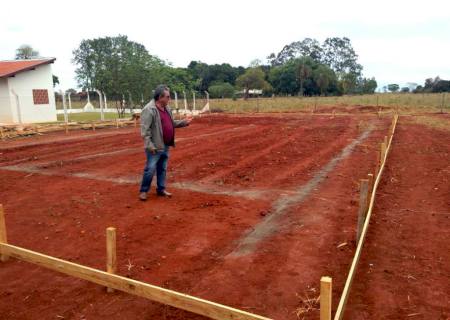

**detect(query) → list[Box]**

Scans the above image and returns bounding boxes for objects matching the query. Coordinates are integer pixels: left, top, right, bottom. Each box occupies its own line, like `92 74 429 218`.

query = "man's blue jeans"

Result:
139 146 169 193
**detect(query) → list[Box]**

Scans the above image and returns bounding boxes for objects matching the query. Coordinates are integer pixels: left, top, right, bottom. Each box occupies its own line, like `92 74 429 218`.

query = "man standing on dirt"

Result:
139 85 192 201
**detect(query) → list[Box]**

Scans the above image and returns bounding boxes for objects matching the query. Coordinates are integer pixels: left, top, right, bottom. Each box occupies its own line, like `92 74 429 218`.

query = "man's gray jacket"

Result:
140 99 189 151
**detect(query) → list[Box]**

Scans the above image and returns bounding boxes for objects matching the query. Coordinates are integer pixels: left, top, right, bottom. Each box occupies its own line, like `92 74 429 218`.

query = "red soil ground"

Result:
0 112 448 320
345 116 450 320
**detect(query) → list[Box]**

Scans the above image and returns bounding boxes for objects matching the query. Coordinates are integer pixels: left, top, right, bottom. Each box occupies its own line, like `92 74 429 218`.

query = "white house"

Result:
0 58 57 124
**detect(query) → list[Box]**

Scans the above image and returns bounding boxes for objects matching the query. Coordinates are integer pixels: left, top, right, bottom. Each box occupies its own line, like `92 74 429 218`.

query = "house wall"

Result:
7 64 57 123
0 78 13 123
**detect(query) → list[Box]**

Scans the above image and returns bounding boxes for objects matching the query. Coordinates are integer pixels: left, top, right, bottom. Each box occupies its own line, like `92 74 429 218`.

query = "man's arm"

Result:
140 108 157 151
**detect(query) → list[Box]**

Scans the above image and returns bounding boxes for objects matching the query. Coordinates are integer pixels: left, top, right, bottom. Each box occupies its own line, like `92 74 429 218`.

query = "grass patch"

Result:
208 93 449 114
57 113 130 122
407 115 450 131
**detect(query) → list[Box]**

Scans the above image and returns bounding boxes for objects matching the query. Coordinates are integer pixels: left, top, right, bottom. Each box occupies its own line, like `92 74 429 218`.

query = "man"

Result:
139 85 192 201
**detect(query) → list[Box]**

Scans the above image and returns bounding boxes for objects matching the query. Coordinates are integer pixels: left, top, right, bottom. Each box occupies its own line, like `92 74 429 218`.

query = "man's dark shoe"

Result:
139 192 148 201
157 190 172 198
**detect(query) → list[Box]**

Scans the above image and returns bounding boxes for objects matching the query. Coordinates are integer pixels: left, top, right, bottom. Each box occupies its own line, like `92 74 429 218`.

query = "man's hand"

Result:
147 148 157 154
185 114 193 124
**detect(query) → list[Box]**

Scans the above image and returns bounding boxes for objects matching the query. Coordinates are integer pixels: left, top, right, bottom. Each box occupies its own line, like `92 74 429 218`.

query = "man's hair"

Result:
154 85 169 101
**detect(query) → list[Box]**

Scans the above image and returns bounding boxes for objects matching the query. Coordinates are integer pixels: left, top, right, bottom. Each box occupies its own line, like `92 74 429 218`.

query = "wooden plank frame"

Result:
0 243 270 320
0 204 8 262
333 115 398 320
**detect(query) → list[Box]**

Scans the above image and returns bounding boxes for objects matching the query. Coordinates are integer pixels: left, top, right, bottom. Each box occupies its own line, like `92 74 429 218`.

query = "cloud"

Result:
1 0 449 89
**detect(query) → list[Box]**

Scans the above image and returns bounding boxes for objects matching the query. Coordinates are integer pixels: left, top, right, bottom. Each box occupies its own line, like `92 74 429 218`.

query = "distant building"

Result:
237 89 263 96
0 58 57 124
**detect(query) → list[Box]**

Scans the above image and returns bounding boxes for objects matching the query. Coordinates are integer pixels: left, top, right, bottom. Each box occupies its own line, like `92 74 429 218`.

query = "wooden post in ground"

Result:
0 126 4 139
441 92 445 113
115 119 119 129
320 276 332 320
374 148 380 177
391 117 396 135
356 179 369 242
384 136 388 148
65 123 69 134
380 142 387 166
106 227 117 293
367 173 374 204
0 204 8 262
92 123 96 132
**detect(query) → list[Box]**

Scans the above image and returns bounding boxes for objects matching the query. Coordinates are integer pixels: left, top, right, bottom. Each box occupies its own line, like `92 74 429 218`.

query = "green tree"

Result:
269 38 323 66
322 37 362 78
187 61 242 91
296 57 313 96
72 35 165 111
268 63 299 95
387 84 400 92
339 73 358 94
15 45 39 59
360 77 377 94
208 82 235 98
236 67 271 99
314 65 335 95
160 67 194 95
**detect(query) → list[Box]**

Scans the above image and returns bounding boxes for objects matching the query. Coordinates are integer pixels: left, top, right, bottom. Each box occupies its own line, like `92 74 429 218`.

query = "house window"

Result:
32 89 49 105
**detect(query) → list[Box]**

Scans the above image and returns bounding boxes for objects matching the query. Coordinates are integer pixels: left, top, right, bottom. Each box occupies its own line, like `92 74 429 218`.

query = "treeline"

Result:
382 76 450 93
414 77 450 93
72 35 377 103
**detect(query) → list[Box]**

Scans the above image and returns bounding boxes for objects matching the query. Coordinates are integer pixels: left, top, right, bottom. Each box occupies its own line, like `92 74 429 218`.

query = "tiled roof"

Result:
0 58 56 78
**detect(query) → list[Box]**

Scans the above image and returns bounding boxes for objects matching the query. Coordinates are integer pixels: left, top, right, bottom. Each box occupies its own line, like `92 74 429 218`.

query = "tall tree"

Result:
187 61 242 91
387 84 400 92
296 57 313 96
236 67 271 99
314 65 335 95
15 45 39 59
72 35 165 108
322 37 362 78
269 38 323 66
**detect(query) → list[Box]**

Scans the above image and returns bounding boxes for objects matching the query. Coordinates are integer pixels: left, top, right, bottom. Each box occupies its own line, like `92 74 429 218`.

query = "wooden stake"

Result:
0 204 8 262
384 136 388 147
320 276 332 320
65 123 69 134
106 227 117 293
374 149 380 177
0 127 4 139
367 173 374 205
356 179 369 242
115 119 119 129
92 123 96 131
380 142 387 166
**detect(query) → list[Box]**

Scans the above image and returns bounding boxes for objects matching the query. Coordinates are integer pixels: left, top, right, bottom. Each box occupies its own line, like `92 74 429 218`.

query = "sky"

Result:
1 0 449 91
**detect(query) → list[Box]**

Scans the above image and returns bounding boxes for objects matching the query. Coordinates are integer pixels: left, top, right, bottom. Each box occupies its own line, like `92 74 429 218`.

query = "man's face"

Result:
159 90 171 107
